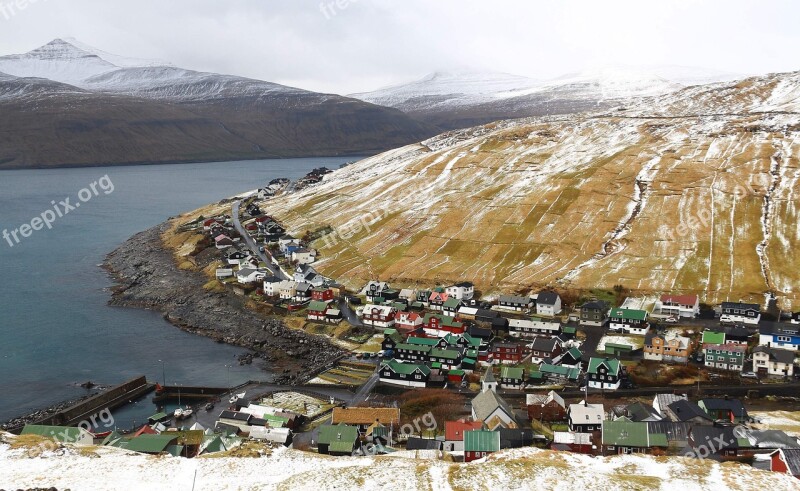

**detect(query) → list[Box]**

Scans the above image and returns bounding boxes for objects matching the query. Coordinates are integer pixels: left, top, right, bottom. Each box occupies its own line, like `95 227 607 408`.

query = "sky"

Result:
0 0 798 95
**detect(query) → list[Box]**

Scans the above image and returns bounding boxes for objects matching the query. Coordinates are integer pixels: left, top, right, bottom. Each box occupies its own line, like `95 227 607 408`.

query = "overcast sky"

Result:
0 0 797 94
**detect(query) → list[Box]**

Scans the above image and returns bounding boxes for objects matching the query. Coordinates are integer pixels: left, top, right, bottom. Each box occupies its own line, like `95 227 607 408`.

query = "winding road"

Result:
232 200 289 280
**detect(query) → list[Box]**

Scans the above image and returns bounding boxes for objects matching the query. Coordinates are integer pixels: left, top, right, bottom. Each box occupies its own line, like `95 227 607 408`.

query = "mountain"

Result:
267 71 800 309
0 39 437 169
350 66 744 130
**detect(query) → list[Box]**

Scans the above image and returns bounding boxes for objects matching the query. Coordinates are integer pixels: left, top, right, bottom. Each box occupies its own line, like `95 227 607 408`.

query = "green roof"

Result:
566 347 582 359
308 300 330 311
500 366 524 380
464 430 500 452
443 298 461 308
263 414 290 426
395 343 433 354
430 348 461 360
21 425 89 443
610 308 648 321
406 336 439 346
539 364 580 380
444 333 481 348
318 423 358 452
587 357 620 376
147 412 169 422
431 362 442 369
449 369 466 376
562 326 577 334
604 343 633 352
462 357 477 365
702 330 726 345
381 359 431 376
422 313 463 328
602 420 667 448
384 329 403 344
124 434 179 454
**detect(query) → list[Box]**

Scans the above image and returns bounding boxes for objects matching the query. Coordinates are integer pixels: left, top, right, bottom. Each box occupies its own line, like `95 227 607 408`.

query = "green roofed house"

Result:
464 430 501 462
587 357 622 390
21 425 94 446
379 359 431 387
394 342 433 363
609 308 650 335
602 420 668 455
428 347 463 369
406 336 440 347
317 423 359 456
500 367 525 390
123 434 181 455
603 342 634 357
442 297 463 317
538 363 580 383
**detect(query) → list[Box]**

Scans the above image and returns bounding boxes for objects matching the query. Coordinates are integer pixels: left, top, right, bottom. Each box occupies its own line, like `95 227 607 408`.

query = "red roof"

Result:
660 294 699 305
134 424 158 437
430 292 449 302
445 419 483 441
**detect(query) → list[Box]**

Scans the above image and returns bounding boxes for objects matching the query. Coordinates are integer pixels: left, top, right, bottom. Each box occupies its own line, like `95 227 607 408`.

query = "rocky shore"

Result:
103 223 345 385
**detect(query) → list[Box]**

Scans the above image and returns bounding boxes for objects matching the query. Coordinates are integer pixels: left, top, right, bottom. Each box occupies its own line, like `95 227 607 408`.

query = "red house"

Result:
255 215 274 223
395 311 424 333
312 288 334 302
770 448 800 478
491 342 524 364
424 314 465 336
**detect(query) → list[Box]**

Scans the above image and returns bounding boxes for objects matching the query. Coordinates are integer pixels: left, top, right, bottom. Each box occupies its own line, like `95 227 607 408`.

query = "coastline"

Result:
102 222 346 385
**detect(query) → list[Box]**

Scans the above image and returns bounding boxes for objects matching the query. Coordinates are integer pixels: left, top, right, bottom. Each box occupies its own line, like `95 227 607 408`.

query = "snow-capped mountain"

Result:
0 39 438 169
350 65 747 129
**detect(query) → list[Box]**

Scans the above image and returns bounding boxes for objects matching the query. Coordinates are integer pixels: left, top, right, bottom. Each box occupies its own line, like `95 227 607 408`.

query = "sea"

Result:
0 157 353 429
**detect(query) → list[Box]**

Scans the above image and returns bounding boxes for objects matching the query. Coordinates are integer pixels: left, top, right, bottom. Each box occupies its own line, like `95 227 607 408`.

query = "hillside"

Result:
0 39 437 169
266 71 800 308
2 436 798 491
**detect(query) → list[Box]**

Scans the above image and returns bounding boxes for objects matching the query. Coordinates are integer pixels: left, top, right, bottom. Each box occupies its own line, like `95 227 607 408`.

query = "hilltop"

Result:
266 71 800 308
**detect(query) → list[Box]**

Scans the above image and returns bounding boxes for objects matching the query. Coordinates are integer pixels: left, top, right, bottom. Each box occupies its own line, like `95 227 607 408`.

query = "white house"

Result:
262 276 283 296
216 268 234 280
655 294 700 318
361 281 390 303
294 264 325 287
720 301 761 325
609 308 650 335
291 248 317 265
753 346 795 377
277 280 298 300
236 268 267 284
535 291 562 317
567 402 605 432
445 282 474 301
360 304 397 328
507 318 561 338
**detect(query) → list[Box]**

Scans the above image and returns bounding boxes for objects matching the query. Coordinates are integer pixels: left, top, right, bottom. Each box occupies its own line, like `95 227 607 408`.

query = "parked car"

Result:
740 371 759 379
665 316 678 323
377 350 385 357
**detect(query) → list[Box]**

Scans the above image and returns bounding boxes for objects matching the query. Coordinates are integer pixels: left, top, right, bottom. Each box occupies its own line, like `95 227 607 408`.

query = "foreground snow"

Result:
1 437 798 491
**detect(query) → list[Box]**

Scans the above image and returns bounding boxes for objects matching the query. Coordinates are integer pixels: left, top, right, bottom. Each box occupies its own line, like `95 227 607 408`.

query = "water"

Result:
0 157 354 428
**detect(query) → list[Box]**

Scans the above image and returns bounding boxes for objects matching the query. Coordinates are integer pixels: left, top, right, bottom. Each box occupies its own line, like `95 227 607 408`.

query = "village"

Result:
10 178 800 480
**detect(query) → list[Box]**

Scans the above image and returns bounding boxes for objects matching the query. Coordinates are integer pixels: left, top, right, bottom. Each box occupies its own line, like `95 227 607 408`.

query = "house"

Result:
261 276 284 296
317 423 359 456
724 325 751 345
580 300 609 326
21 425 94 446
491 342 524 364
759 323 800 351
769 448 800 478
360 304 397 328
602 419 667 455
226 250 247 265
609 308 649 335
471 390 517 430
464 430 501 462
214 235 235 249
331 407 400 433
687 426 752 457
393 312 424 333
535 364 580 384
446 282 474 300
427 347 463 370
311 287 334 302
720 301 761 325
586 358 622 390
475 308 501 324
551 431 594 454
753 346 795 377
703 343 746 372
381 329 403 352
500 366 525 390
362 281 390 303
394 342 432 363
656 294 700 318
406 437 443 451
568 402 605 432
663 400 713 425
249 427 293 446
527 336 563 364
422 313 464 337
697 398 749 424
276 280 298 300
294 264 326 287
215 268 234 280
291 248 316 265
379 359 431 387
536 291 562 316
652 393 687 417
428 290 450 311
397 288 417 301
508 317 561 338
553 347 582 369
616 402 663 422
415 290 432 306
643 331 692 363
307 300 333 323
444 419 484 452
292 282 313 303
236 268 267 284
526 391 566 421
442 298 463 317
497 295 533 312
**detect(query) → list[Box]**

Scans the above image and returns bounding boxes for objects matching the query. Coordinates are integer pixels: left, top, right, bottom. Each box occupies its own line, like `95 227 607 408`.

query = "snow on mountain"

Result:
0 38 120 84
60 37 171 68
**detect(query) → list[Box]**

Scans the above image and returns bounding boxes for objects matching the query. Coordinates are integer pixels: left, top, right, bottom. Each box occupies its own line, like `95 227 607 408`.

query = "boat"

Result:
173 407 184 419
91 430 112 439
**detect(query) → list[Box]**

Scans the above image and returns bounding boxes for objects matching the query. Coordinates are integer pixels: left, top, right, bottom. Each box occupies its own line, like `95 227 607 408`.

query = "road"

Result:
351 371 380 406
232 200 289 280
337 297 365 327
